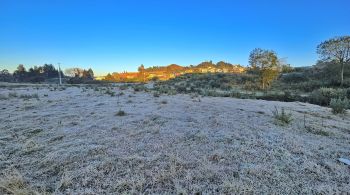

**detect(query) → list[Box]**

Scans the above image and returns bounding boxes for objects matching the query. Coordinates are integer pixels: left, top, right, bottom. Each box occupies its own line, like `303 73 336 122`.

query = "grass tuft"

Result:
272 107 293 125
116 110 126 116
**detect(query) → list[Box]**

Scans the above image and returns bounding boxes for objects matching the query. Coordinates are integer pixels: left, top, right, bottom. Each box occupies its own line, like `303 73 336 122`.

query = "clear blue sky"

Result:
0 0 349 76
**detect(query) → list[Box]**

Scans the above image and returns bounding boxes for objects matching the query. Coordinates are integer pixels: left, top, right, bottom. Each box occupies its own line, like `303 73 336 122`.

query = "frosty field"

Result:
0 84 350 194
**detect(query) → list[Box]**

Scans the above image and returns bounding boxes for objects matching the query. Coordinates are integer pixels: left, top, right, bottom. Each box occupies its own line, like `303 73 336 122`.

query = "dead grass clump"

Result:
49 135 64 143
0 94 9 100
221 180 254 194
305 126 331 136
119 84 129 90
116 110 126 116
8 92 18 98
0 170 42 195
186 131 208 142
272 107 293 125
153 92 160 97
19 94 39 100
58 86 66 91
56 171 73 192
105 89 116 97
133 84 147 92
23 140 41 154
24 128 43 138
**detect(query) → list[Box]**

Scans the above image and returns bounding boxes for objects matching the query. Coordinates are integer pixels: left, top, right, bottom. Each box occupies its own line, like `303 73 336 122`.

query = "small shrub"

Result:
272 107 293 125
19 94 39 100
8 92 18 98
105 89 115 97
116 110 126 116
133 84 147 92
314 129 331 136
59 87 66 91
153 92 160 97
346 88 350 98
330 98 349 114
119 84 129 90
305 125 331 136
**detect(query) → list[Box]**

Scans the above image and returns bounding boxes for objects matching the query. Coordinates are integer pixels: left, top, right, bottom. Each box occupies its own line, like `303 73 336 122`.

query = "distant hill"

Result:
104 61 246 82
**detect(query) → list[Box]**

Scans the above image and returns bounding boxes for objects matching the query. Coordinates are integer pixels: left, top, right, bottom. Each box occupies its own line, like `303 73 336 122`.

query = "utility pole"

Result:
58 62 62 85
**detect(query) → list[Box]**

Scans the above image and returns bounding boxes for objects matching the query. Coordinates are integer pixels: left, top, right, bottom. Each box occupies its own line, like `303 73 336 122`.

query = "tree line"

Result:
247 35 350 89
0 64 95 83
1 36 349 86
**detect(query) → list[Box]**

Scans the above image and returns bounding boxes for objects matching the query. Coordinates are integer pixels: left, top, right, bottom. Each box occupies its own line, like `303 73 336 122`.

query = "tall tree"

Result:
138 64 145 82
317 36 350 86
0 69 12 82
87 68 94 80
82 68 94 80
249 48 280 89
13 64 27 82
42 64 58 78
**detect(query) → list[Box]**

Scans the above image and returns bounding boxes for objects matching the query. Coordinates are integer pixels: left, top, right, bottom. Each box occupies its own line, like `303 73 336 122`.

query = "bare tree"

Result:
317 36 350 86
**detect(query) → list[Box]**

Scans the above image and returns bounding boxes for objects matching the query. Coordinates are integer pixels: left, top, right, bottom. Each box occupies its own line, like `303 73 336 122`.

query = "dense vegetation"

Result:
0 64 63 83
0 64 95 84
153 61 350 108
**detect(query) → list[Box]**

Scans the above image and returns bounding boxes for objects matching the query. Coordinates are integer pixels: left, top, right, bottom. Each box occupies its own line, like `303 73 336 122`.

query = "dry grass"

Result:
0 170 43 195
0 84 349 194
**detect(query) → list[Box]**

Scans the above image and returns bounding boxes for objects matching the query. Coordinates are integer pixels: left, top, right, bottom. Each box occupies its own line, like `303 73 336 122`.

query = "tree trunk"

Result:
262 80 265 90
340 62 344 87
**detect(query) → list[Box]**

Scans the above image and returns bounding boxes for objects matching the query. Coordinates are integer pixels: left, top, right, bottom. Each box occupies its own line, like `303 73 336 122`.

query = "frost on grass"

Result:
0 84 349 194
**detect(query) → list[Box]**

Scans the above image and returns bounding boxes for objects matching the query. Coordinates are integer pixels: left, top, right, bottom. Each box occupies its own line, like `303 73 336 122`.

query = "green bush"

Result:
309 87 347 106
330 98 349 114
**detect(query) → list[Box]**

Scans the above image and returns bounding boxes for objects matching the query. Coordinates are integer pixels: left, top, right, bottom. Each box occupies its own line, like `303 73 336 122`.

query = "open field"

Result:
0 83 350 194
